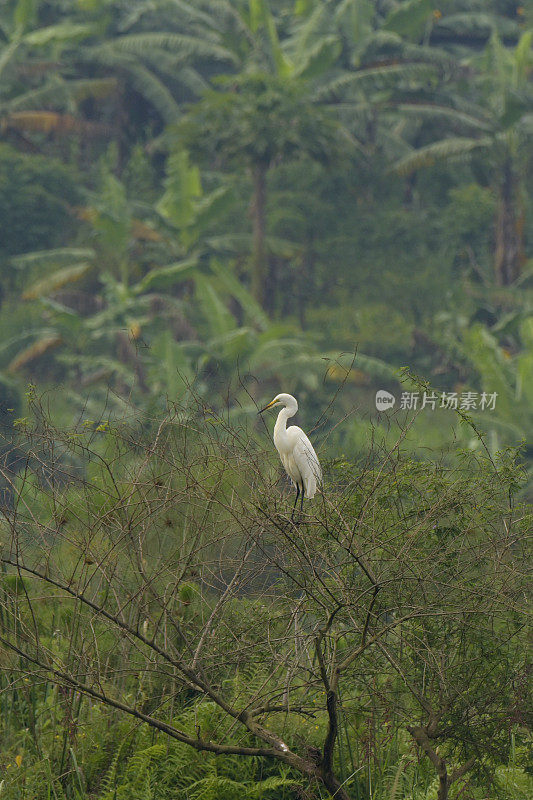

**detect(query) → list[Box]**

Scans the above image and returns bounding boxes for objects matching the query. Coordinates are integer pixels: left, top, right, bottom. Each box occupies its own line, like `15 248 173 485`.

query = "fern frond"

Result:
188 775 246 799
97 741 166 800
249 775 299 796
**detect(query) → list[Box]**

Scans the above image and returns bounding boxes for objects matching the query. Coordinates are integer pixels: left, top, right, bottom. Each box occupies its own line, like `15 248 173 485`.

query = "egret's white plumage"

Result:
259 393 322 512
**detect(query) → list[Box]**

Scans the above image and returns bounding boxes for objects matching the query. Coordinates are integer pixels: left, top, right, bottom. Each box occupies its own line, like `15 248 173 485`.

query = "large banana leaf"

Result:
148 330 194 399
4 111 107 136
194 273 236 339
210 260 268 330
11 248 95 269
383 0 432 39
24 23 96 46
516 318 533 408
9 78 117 111
205 327 255 362
22 263 92 300
7 335 62 373
294 37 341 81
248 0 293 77
462 324 515 420
133 257 199 295
394 136 492 175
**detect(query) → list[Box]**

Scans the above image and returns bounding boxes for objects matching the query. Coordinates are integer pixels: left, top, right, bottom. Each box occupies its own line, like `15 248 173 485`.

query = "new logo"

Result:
375 390 396 411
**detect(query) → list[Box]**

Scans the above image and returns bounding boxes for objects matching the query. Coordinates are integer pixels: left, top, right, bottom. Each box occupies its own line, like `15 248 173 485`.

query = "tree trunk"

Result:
407 725 449 800
298 237 315 329
320 770 352 800
251 163 268 308
494 158 523 286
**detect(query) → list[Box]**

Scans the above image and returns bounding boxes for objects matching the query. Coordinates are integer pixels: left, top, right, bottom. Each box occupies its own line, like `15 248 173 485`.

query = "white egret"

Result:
258 393 322 517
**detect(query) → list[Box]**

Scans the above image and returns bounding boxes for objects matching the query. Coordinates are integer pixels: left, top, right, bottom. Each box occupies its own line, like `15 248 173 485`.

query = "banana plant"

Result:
461 320 533 460
394 28 533 287
4 155 322 416
173 0 461 311
0 0 114 145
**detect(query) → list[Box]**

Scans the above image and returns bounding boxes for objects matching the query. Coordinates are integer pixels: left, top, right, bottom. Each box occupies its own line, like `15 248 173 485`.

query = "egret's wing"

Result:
291 428 322 487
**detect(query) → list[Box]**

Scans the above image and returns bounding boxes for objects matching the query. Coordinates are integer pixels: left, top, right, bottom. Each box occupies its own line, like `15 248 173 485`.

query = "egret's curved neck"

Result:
274 402 297 439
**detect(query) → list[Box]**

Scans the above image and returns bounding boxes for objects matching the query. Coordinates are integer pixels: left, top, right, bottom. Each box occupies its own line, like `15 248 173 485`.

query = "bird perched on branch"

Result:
258 393 322 518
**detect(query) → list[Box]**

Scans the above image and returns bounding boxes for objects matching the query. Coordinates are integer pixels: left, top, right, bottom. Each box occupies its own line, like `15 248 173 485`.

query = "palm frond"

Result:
175 66 210 96
315 62 440 100
7 78 117 111
397 41 456 69
394 136 492 174
289 4 326 64
195 0 254 43
163 1 225 32
124 63 180 122
434 12 519 40
326 351 410 388
23 23 96 47
109 33 236 64
389 103 492 131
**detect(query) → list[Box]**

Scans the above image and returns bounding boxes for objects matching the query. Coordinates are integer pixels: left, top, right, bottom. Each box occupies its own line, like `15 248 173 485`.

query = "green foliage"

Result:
383 0 433 40
0 145 79 258
0 398 530 799
178 72 341 170
0 5 531 799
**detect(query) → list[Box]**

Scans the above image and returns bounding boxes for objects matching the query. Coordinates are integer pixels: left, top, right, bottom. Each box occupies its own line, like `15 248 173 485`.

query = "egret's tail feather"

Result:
304 475 317 499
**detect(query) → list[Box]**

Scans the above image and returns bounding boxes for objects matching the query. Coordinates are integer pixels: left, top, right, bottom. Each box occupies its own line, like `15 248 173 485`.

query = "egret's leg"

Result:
291 484 300 520
300 485 304 513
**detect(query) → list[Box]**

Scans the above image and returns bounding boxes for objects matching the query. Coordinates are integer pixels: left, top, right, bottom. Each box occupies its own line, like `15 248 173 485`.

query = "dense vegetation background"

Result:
1 0 532 476
0 1 531 798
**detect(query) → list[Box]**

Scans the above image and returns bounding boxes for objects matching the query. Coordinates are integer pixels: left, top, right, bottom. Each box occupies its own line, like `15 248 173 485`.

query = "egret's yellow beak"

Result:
258 399 276 414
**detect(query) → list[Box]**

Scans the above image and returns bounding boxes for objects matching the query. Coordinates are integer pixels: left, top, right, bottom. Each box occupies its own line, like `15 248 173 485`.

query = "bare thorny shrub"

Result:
0 391 530 799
